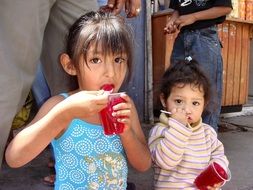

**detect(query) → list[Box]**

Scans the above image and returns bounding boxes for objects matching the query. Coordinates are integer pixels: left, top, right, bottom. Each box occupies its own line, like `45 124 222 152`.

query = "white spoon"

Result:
160 110 171 115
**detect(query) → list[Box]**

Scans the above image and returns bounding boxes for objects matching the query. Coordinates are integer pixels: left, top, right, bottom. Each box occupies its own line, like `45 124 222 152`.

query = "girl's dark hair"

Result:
160 59 211 106
65 11 133 89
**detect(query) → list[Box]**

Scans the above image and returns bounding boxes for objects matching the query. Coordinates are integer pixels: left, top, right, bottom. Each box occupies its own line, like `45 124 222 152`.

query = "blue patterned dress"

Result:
51 94 128 190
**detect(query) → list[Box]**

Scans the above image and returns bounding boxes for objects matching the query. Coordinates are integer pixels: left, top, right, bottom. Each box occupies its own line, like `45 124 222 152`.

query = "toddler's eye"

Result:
175 99 182 104
115 57 125 64
193 101 200 106
90 58 101 64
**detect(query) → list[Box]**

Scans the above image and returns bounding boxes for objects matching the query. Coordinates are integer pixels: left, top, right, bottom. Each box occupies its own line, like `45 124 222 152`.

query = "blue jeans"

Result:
170 26 223 131
32 62 51 108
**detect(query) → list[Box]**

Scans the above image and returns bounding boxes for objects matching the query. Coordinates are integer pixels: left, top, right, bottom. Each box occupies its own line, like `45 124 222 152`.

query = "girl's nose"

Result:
105 63 115 78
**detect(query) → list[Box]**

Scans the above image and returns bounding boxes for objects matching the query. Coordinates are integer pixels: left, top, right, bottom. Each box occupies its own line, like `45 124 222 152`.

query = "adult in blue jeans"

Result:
164 0 232 131
0 0 141 169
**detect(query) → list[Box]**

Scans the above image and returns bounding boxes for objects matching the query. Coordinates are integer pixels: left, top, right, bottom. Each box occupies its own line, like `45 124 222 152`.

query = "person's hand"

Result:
164 11 180 34
174 14 197 30
101 0 141 18
62 90 108 120
164 20 177 34
207 182 223 190
170 107 188 126
125 0 142 18
110 93 133 132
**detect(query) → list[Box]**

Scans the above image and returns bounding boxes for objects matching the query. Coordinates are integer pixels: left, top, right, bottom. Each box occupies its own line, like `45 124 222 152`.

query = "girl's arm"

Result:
5 91 108 168
114 94 151 172
5 96 70 168
120 105 151 172
175 7 232 30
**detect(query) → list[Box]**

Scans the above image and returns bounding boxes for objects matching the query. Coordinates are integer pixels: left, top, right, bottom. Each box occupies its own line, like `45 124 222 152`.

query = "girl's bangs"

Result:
93 25 129 56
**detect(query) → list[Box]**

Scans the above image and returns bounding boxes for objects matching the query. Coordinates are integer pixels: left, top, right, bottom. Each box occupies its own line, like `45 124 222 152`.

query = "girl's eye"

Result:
115 57 125 64
193 101 200 106
90 58 101 64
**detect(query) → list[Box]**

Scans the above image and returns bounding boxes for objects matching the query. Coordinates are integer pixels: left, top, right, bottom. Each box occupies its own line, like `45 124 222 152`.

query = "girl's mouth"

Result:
101 84 114 93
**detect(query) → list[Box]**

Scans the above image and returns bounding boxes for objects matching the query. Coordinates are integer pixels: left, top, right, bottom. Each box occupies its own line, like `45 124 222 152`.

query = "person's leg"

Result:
184 27 223 130
170 32 187 66
32 62 51 108
41 0 98 96
0 0 55 167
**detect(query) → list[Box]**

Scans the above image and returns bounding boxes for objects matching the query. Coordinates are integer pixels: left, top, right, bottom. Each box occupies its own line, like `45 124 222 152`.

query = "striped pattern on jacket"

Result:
148 113 229 190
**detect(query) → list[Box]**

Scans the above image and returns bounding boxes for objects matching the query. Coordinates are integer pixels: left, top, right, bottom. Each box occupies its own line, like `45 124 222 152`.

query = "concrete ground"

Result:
1 112 253 190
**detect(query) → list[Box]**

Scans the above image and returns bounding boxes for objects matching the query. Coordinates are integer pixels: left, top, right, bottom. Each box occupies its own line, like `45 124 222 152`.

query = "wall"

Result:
248 41 253 96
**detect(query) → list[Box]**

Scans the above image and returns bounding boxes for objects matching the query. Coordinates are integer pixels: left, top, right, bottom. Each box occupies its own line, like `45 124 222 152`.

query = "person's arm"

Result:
5 96 71 168
209 128 229 169
148 118 192 170
113 93 151 172
207 128 230 189
175 6 232 30
5 91 108 168
164 10 180 34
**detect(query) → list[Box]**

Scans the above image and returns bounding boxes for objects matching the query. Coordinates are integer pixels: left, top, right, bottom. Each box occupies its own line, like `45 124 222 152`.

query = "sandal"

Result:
43 174 55 187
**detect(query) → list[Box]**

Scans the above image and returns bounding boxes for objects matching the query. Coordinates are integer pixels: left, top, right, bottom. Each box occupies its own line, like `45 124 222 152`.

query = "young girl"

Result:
5 11 151 190
148 59 229 189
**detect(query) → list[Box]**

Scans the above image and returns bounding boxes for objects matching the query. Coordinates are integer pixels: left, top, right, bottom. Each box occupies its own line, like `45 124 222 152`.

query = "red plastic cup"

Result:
194 162 231 190
100 93 126 135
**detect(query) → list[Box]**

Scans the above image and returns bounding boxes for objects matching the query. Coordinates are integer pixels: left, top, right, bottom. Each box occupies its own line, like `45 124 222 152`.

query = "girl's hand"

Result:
170 107 188 126
111 93 132 133
207 182 223 190
62 90 108 120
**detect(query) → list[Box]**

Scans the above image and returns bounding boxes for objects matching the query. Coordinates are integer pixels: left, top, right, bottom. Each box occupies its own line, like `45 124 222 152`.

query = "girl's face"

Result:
77 43 128 92
163 83 205 125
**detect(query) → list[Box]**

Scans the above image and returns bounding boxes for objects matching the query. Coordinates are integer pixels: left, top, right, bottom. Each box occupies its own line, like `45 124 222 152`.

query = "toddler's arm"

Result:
209 128 229 170
148 117 192 170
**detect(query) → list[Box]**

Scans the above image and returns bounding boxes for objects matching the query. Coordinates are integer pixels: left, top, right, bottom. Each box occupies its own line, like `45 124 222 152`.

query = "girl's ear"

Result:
160 93 166 108
60 53 77 76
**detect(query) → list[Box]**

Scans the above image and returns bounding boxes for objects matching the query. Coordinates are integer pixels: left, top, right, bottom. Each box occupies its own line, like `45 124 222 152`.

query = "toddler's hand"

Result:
207 182 223 190
170 108 188 126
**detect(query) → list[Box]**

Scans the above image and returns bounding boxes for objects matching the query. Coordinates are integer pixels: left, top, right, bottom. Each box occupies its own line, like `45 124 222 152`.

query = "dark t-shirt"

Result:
169 0 232 30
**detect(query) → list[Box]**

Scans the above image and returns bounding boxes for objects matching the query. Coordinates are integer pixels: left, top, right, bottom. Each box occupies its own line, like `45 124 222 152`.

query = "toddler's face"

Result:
164 83 205 125
77 43 128 93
